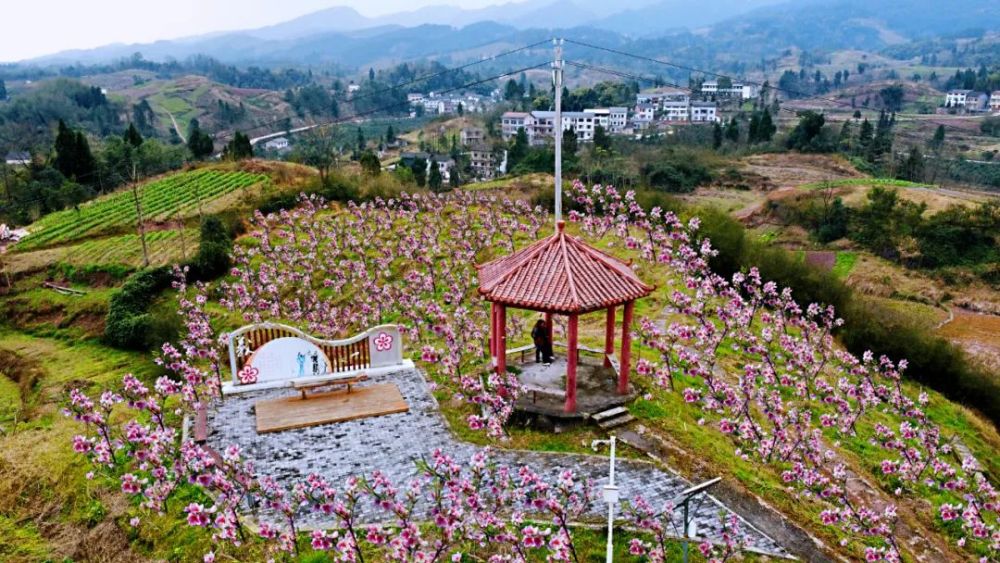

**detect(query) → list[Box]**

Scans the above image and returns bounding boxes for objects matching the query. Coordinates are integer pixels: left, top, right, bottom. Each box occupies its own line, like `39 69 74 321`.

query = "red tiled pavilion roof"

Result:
477 222 653 314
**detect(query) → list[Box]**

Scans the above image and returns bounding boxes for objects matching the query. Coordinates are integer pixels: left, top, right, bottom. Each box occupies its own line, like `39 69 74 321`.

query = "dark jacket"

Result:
531 324 546 347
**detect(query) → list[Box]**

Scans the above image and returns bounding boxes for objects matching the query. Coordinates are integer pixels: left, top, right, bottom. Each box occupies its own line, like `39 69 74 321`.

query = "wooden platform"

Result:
255 383 408 434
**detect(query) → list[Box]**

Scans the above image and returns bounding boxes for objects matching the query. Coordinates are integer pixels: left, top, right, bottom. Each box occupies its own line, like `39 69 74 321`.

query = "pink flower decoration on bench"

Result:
373 332 393 352
237 365 259 385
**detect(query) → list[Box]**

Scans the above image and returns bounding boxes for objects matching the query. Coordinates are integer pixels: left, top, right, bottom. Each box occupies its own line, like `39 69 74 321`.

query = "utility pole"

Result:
592 435 619 563
553 37 564 229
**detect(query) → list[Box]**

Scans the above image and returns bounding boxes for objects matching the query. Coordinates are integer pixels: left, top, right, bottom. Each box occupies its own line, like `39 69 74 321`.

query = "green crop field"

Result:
15 169 265 251
6 229 199 274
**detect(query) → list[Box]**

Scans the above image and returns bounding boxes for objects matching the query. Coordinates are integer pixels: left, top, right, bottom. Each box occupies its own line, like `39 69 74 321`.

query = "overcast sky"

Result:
1 0 504 62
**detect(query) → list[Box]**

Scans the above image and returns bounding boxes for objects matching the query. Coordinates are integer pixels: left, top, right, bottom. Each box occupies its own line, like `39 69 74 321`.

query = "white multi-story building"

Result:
501 112 532 140
501 110 608 144
702 80 759 100
661 101 690 122
690 101 718 122
608 107 628 132
407 93 425 104
263 137 290 151
991 91 1000 113
634 103 655 123
945 89 988 110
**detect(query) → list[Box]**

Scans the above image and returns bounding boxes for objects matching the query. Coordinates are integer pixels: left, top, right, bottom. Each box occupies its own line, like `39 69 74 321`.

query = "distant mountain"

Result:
21 0 1000 70
590 0 784 37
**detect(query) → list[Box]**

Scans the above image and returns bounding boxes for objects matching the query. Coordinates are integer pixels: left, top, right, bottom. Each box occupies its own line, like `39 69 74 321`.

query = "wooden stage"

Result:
255 383 409 434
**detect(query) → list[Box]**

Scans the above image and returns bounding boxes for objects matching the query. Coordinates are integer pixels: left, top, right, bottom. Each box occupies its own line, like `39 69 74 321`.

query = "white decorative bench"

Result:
222 323 413 395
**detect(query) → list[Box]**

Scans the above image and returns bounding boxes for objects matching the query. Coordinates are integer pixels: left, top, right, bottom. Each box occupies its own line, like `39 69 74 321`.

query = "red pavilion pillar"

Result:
544 312 553 350
604 306 616 368
619 300 634 394
496 304 507 375
489 302 497 364
565 313 579 412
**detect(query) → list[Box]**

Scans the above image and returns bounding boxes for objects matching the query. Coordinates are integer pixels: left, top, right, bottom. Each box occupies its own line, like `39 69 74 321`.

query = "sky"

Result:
0 0 506 62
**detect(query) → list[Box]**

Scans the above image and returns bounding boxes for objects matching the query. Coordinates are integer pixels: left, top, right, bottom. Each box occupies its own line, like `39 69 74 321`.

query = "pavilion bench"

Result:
292 373 368 400
522 383 567 403
506 344 536 363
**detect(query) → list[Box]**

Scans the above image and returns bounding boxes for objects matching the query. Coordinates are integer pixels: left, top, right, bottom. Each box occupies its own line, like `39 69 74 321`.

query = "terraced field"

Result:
15 169 265 251
6 229 199 274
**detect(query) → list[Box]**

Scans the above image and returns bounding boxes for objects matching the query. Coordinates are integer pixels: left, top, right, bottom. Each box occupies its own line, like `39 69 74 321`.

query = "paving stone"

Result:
205 368 788 557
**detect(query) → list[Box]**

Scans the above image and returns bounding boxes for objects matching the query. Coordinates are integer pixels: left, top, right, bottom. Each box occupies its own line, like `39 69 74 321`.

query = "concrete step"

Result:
597 413 635 430
592 406 628 422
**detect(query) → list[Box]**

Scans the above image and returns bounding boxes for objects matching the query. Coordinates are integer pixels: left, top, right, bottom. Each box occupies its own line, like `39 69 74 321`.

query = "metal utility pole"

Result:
552 38 564 228
592 435 619 563
673 477 722 563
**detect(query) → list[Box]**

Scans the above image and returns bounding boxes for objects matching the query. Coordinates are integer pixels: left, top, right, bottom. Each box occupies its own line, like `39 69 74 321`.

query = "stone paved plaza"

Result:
205 367 789 557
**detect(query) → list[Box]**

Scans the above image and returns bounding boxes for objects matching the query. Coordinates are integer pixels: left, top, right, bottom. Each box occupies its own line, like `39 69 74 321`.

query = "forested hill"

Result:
16 0 1000 70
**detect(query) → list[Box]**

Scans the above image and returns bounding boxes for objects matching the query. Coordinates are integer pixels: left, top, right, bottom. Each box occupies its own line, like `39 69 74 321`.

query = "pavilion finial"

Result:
557 220 566 233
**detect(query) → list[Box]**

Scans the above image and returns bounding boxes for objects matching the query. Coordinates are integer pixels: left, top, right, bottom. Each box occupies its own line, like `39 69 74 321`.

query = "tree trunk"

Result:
131 164 150 268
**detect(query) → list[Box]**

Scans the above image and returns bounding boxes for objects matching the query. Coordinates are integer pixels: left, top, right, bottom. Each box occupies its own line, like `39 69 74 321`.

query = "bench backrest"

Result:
226 323 404 388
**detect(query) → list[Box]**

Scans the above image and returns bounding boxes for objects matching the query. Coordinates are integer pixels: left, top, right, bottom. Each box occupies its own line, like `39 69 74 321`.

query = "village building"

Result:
702 80 759 100
4 151 31 166
468 144 501 180
460 127 485 146
690 101 719 122
398 151 455 182
263 137 290 151
946 89 988 111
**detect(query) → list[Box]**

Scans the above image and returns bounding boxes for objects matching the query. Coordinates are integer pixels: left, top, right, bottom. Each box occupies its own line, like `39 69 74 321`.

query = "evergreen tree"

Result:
592 125 611 151
857 118 874 155
725 117 740 143
124 123 144 148
449 166 462 189
410 157 427 187
368 67 376 82
0 79 8 101
561 126 578 155
54 120 96 182
929 125 946 151
898 146 925 182
223 132 253 161
503 79 524 101
428 160 443 192
748 113 761 144
356 128 365 153
508 127 529 170
758 111 776 142
187 120 214 160
712 122 723 149
359 150 381 175
385 125 396 143
54 120 77 178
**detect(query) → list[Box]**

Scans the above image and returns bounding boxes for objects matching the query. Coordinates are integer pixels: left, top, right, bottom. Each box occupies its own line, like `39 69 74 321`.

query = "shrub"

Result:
188 215 233 282
104 266 173 350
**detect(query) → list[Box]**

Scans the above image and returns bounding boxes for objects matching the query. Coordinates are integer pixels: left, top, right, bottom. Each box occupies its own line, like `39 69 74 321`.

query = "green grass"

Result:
832 251 858 278
799 178 932 190
15 169 265 251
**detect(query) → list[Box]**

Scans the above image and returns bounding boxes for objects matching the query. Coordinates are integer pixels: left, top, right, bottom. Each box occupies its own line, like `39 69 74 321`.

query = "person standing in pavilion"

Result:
531 318 553 366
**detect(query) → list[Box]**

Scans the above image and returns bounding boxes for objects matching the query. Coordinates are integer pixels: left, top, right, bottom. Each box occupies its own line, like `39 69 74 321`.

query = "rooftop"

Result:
477 222 653 314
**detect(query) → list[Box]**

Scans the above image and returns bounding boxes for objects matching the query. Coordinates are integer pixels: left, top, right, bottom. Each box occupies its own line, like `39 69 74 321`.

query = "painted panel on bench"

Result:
368 325 403 368
244 337 332 385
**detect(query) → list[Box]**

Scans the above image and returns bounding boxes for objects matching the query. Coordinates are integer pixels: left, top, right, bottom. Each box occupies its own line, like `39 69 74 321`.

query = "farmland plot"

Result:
15 169 264 250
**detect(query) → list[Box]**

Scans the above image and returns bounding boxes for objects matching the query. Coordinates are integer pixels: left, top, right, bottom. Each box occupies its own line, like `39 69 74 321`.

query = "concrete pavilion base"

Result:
510 354 635 431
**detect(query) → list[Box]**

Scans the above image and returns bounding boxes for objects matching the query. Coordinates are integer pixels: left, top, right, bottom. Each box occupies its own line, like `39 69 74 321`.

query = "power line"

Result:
215 39 551 140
